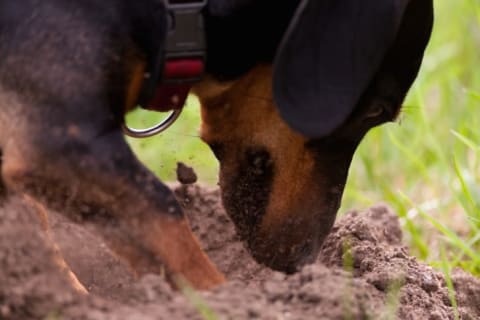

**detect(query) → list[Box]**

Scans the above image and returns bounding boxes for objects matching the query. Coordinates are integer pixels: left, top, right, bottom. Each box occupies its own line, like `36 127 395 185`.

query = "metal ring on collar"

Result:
122 108 183 138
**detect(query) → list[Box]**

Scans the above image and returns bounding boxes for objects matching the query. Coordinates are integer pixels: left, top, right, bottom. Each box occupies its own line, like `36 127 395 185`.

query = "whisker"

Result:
165 131 202 138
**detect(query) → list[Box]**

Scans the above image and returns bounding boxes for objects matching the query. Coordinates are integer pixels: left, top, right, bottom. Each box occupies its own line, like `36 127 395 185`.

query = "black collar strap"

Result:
147 0 207 110
124 0 207 138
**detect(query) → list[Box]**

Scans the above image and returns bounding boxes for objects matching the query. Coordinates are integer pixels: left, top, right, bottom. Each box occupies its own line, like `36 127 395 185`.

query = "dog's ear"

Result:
273 0 433 138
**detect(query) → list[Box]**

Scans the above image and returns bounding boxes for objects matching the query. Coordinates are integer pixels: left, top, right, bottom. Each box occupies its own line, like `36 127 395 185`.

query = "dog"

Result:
0 0 433 291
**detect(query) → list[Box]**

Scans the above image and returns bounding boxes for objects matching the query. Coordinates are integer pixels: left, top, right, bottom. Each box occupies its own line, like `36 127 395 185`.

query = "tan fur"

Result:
1 97 223 290
142 217 226 289
195 65 320 246
25 194 223 291
24 195 88 295
125 62 146 111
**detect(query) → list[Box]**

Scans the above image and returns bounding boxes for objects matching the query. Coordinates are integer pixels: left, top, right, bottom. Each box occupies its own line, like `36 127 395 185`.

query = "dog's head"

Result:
194 0 433 272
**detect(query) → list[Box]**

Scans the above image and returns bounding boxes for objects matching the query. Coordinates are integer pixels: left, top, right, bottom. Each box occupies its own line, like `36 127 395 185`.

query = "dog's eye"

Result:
364 99 398 124
365 103 386 119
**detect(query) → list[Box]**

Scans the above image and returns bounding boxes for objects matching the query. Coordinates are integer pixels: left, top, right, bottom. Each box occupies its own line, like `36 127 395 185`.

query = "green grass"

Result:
127 0 480 276
125 97 218 184
179 281 219 320
340 0 480 275
440 245 461 320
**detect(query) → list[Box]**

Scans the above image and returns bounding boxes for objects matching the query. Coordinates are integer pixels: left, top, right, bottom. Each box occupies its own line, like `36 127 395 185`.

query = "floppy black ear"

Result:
273 0 433 138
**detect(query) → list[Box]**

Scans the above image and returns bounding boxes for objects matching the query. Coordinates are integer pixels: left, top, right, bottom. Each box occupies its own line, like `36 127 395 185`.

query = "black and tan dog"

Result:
0 0 433 290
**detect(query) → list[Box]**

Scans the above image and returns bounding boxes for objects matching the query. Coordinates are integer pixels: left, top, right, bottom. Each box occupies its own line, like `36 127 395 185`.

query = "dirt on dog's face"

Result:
194 65 397 272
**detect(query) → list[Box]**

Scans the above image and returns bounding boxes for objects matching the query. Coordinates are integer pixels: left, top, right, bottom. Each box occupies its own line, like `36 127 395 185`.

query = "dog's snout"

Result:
197 66 356 272
245 195 341 273
219 146 274 241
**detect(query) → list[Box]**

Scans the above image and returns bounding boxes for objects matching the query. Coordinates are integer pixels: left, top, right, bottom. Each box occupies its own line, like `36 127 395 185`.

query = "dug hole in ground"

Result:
1 181 479 319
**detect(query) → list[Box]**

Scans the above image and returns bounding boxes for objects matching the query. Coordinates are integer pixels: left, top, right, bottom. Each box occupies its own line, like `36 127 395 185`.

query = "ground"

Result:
0 184 479 320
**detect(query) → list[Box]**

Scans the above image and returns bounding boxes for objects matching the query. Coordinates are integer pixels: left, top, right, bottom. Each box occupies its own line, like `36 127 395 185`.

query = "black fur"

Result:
203 0 433 138
204 0 300 80
273 0 434 138
0 0 433 276
0 0 183 275
220 147 274 242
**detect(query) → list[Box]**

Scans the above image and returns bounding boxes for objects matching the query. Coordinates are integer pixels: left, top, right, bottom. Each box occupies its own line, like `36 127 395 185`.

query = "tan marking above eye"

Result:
192 77 235 104
125 61 146 112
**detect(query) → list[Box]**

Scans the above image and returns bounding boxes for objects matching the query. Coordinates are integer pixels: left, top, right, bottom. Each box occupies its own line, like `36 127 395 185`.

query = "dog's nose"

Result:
242 195 342 273
248 236 319 273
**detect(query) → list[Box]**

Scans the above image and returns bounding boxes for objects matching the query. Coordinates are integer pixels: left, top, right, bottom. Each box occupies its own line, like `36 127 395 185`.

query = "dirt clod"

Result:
1 185 479 319
176 162 198 184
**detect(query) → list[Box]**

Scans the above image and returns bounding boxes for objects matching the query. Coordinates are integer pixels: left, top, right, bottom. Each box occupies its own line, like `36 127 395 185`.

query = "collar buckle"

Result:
164 0 207 83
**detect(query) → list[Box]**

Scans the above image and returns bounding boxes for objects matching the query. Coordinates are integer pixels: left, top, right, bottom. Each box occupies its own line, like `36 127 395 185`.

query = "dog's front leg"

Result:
0 103 224 290
22 194 88 294
0 149 6 201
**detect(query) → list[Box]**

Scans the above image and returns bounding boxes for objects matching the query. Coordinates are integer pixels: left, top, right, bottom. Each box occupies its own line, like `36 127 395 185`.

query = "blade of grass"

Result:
387 131 430 182
451 130 479 152
176 277 219 320
439 246 460 320
399 192 480 265
452 155 479 220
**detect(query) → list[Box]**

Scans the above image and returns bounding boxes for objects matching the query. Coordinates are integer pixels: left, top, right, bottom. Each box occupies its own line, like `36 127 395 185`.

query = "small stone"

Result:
176 162 198 184
421 273 439 293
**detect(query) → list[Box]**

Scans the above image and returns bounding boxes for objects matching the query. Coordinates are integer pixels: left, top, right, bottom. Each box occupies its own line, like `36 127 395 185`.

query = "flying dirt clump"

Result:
176 162 198 185
0 185 479 319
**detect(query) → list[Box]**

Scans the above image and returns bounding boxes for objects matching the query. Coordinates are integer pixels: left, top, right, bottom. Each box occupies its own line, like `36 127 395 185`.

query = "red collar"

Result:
147 0 207 112
146 58 204 112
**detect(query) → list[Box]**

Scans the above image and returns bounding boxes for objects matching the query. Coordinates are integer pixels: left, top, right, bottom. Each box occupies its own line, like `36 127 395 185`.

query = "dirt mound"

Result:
1 185 479 319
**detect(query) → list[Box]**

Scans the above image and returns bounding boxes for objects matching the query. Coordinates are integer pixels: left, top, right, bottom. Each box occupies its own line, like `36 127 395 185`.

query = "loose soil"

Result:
0 184 479 319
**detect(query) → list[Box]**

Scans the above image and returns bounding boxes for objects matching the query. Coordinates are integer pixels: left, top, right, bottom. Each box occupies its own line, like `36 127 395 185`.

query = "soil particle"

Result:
452 269 480 319
176 162 198 184
0 197 78 320
1 185 479 319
